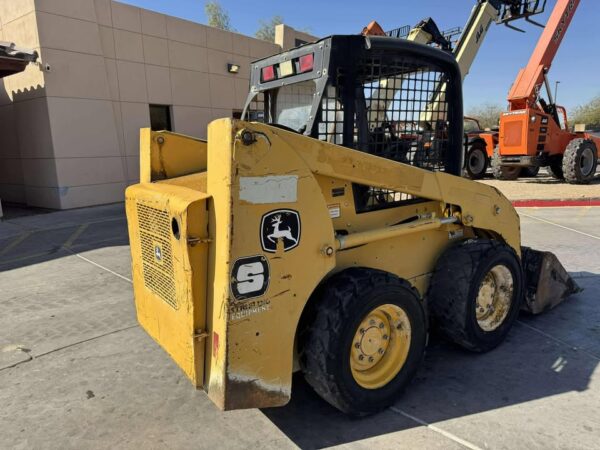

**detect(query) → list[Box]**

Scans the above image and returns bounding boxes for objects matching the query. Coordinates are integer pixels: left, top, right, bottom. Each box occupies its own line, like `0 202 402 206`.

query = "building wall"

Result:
0 0 282 209
275 24 316 51
0 0 47 206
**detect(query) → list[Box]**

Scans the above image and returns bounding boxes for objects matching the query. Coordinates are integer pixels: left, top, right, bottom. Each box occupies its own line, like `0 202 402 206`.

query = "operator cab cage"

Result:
242 35 464 179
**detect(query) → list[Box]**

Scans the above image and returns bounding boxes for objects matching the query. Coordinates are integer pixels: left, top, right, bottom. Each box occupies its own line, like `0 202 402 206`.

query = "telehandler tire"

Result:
465 141 489 179
428 239 523 353
299 268 427 416
547 160 564 180
562 138 598 184
491 147 520 180
520 166 540 178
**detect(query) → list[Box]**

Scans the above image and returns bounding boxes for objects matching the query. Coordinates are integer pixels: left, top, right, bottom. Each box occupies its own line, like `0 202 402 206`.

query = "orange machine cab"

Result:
499 108 574 158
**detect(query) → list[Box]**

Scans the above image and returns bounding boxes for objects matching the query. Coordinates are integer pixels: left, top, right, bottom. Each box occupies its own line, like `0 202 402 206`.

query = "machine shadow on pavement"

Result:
0 203 129 272
261 273 599 449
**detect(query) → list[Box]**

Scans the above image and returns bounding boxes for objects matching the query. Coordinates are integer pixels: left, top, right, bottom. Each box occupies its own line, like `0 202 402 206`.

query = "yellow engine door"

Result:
126 182 210 387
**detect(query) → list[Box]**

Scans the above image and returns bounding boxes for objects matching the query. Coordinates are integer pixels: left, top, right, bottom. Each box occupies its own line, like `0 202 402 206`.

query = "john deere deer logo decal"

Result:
260 209 301 253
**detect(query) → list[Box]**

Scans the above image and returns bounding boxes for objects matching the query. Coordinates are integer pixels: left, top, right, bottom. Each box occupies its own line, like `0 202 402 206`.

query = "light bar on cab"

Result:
260 53 315 83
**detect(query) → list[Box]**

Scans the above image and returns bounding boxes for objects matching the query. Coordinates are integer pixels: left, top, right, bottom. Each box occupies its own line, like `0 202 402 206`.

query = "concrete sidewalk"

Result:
1 204 599 449
479 169 600 202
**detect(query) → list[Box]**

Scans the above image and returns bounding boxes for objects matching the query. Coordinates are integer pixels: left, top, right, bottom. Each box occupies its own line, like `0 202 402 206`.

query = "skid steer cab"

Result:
125 35 578 416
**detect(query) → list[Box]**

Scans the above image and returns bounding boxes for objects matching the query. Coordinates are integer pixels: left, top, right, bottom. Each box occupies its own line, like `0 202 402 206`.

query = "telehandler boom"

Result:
493 0 600 183
126 32 577 415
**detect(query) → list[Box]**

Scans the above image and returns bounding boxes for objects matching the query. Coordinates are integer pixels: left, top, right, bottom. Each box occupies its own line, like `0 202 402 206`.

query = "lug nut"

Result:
359 355 364 361
368 356 374 363
354 343 360 349
378 348 384 355
379 322 385 329
359 328 365 334
383 334 389 340
369 319 376 326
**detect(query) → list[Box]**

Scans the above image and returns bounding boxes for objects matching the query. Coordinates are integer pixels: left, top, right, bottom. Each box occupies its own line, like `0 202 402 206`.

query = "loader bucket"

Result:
521 247 581 314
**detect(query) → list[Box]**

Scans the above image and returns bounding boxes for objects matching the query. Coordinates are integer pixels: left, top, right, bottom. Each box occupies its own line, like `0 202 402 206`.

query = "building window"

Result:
149 105 172 131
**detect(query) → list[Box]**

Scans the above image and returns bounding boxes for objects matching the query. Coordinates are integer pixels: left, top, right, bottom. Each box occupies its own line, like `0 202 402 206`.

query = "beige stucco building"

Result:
0 0 314 210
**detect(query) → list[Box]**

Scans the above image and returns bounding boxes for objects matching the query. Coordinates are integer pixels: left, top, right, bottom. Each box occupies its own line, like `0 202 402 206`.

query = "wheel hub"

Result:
580 147 595 176
476 265 514 332
350 304 411 389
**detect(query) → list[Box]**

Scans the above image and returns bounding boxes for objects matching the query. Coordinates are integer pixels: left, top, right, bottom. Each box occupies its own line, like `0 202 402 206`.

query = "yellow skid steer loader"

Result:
125 35 578 415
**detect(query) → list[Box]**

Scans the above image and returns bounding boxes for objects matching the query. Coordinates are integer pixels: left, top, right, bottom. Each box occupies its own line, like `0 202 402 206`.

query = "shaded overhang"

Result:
0 41 38 78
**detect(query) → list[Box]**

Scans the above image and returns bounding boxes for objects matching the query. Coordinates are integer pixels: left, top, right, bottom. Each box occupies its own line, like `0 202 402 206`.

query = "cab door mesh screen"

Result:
318 53 452 212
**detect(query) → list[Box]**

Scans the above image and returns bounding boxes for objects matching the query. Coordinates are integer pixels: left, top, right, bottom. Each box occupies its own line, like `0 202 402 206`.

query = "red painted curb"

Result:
512 198 600 207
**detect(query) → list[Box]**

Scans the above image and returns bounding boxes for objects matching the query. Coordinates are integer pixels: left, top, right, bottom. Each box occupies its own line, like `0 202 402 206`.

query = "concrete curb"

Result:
512 198 600 207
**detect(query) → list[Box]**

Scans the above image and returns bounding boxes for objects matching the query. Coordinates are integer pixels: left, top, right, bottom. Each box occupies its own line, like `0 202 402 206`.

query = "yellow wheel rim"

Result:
476 264 514 332
350 304 411 389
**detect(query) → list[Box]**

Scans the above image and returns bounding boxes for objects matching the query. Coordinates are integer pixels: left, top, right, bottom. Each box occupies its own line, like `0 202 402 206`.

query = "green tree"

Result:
466 102 505 130
571 95 600 130
205 1 233 31
255 15 284 42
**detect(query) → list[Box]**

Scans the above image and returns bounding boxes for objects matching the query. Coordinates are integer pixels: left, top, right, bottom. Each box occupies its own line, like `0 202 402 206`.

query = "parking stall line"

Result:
63 223 89 249
390 407 483 450
0 231 33 257
519 212 600 241
73 252 132 284
516 321 600 362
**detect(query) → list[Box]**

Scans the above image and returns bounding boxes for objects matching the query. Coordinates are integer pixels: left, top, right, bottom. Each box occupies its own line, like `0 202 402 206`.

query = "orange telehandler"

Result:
493 0 600 183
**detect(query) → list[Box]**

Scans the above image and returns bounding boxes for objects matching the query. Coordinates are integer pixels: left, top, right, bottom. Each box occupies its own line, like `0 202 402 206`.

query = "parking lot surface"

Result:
479 169 600 202
1 203 599 449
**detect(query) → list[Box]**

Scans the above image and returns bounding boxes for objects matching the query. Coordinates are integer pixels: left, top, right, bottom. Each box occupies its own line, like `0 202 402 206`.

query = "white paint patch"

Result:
239 176 298 204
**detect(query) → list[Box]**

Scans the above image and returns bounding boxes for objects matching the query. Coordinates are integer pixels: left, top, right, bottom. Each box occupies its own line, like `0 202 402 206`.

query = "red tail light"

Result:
261 65 276 82
299 53 314 73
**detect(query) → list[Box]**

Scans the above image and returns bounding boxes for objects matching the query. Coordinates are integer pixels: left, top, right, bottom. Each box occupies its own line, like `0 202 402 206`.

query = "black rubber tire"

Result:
547 159 564 180
491 147 520 180
299 268 427 416
465 141 489 180
427 239 523 353
562 138 598 184
520 166 540 178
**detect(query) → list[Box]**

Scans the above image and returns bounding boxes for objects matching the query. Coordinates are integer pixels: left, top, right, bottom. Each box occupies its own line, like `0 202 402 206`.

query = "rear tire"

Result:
547 159 564 180
465 141 489 180
520 166 540 178
562 138 598 184
491 147 520 180
299 268 427 416
428 239 523 353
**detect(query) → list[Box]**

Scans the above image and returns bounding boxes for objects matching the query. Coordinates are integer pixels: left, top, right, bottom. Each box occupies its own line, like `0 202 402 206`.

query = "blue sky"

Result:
122 0 599 111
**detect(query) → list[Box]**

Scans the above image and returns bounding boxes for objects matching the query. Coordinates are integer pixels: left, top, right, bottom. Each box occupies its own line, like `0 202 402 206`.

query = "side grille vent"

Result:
136 203 177 309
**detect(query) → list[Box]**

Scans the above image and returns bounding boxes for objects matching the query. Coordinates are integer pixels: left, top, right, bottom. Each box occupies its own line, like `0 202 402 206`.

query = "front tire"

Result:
562 138 598 184
299 268 427 416
428 239 523 352
492 147 520 180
